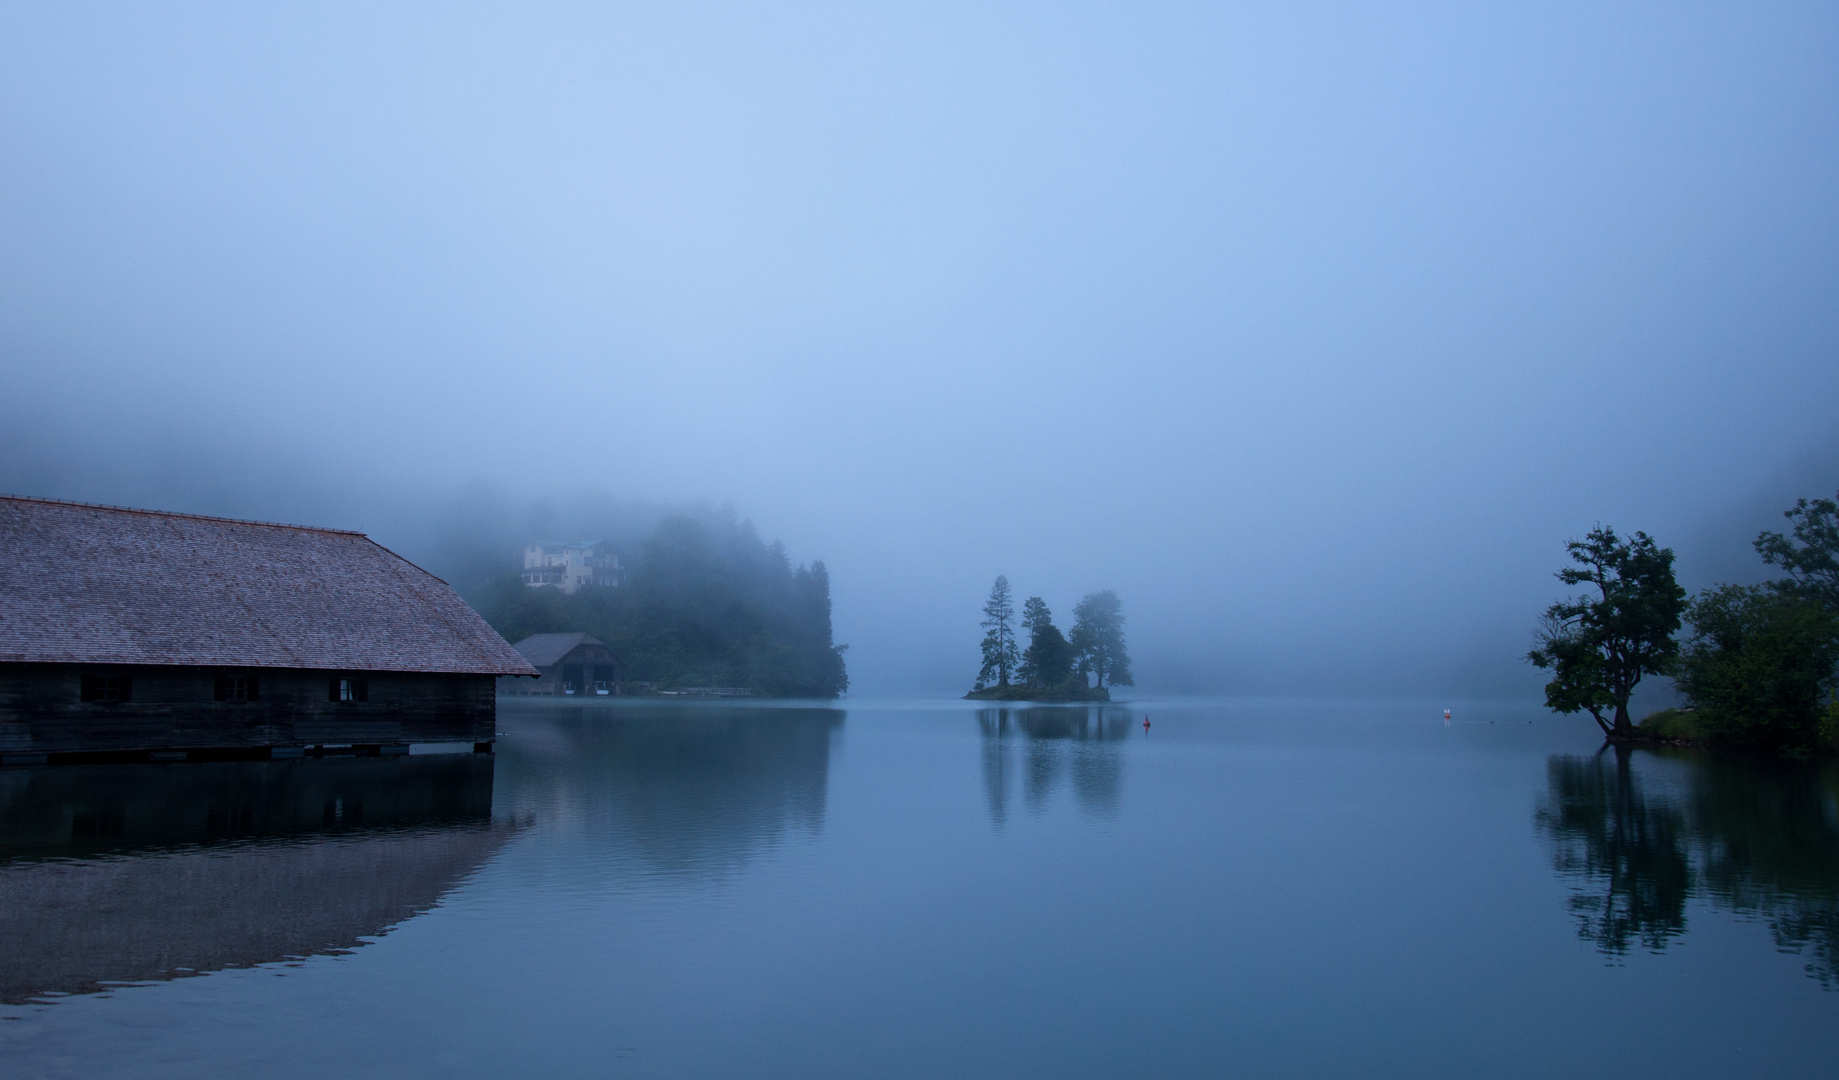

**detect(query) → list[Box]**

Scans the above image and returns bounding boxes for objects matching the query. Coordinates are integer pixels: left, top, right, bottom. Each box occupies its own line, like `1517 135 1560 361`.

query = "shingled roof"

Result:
510 632 617 668
0 496 536 676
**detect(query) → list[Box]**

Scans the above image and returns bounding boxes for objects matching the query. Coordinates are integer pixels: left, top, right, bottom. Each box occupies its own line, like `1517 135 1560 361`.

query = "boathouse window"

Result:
214 675 259 701
80 673 132 702
329 677 369 703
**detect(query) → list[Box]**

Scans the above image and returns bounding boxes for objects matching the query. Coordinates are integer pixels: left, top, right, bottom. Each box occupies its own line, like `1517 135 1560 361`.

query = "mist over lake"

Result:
4 1 1837 699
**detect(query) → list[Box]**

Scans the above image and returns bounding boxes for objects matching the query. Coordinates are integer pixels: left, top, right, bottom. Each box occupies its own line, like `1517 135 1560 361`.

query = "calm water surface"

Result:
3 699 1838 1078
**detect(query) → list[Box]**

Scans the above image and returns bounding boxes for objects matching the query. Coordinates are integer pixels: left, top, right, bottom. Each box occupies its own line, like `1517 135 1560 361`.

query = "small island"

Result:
964 577 1131 702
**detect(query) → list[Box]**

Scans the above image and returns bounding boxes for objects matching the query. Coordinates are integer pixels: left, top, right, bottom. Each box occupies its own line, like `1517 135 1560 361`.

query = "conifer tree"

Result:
978 575 1020 687
1021 595 1052 637
1069 590 1133 689
1019 596 1074 689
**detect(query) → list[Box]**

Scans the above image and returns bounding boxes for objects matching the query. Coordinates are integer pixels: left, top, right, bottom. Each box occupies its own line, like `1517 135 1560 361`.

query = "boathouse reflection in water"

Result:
1537 747 1839 985
979 706 1132 825
0 754 507 1004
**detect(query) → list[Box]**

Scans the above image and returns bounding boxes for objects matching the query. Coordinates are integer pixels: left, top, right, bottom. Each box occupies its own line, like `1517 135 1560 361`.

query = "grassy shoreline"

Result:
1614 706 1839 757
963 684 1111 702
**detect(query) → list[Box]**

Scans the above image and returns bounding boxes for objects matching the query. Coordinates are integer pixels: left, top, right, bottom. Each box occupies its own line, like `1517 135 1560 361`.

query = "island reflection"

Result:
1537 748 1839 985
0 754 507 1004
979 705 1133 825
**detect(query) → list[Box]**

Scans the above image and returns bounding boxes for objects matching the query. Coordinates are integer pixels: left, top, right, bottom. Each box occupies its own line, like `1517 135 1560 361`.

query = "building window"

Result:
329 677 369 703
215 675 260 701
80 673 132 702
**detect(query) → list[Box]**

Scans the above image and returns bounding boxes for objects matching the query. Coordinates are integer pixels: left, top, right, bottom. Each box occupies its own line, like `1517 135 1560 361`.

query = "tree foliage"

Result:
1677 585 1839 750
468 513 847 697
1017 597 1076 690
1755 492 1839 613
1527 527 1686 737
1653 492 1839 751
977 575 1020 688
1070 590 1133 689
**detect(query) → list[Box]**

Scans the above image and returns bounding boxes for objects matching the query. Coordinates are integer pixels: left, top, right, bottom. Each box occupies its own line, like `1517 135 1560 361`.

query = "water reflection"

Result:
978 706 1133 825
0 755 506 1004
1537 748 1839 985
493 704 844 883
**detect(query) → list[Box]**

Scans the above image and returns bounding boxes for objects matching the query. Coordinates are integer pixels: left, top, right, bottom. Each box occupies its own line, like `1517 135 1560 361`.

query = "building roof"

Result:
0 495 537 675
510 632 617 668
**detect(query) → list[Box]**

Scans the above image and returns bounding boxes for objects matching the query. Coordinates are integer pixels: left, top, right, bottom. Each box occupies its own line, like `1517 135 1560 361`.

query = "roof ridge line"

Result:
0 493 368 536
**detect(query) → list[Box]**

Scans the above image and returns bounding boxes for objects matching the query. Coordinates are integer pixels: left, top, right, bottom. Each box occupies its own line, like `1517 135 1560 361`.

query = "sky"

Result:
2 0 1836 699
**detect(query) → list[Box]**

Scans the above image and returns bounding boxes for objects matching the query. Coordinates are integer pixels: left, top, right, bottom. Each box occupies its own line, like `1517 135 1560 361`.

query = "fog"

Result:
3 1 1837 699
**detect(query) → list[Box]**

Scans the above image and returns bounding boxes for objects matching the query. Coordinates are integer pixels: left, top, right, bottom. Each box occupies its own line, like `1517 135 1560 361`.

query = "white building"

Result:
521 541 625 593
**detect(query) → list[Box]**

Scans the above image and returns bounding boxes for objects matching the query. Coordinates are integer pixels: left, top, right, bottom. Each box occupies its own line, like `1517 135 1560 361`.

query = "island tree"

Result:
1069 590 1133 690
977 575 1020 689
1527 527 1686 738
1018 596 1075 690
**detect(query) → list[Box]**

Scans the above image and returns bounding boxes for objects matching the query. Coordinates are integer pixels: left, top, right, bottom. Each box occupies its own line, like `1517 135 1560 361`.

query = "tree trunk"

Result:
1611 700 1633 737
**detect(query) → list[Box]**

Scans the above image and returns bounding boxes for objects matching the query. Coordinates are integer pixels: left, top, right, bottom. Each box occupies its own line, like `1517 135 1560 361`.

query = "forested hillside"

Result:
465 514 847 698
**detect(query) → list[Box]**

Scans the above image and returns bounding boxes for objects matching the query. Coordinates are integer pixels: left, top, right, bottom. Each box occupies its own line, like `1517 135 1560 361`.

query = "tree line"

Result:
468 513 848 698
971 575 1133 699
1528 491 1839 752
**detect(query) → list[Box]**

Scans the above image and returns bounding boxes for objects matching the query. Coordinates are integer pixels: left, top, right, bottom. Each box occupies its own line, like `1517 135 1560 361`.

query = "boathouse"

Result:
502 633 626 695
0 495 536 764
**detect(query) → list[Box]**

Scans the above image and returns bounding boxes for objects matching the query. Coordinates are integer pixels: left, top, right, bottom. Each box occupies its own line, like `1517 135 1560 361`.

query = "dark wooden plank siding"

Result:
0 664 494 754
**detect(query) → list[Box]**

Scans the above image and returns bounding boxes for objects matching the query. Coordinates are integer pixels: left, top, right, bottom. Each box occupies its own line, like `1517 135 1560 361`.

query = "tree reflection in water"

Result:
1537 750 1692 954
491 704 845 885
1537 748 1839 985
978 706 1133 826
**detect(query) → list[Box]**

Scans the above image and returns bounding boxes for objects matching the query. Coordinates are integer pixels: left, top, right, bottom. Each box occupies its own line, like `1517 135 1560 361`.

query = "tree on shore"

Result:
1018 596 1075 689
1755 492 1839 613
1070 590 1133 690
977 575 1020 689
1670 491 1839 750
1527 527 1686 738
1676 584 1838 749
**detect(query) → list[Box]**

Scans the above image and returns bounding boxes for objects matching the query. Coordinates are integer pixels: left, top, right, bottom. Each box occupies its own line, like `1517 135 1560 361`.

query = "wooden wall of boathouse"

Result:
0 664 495 759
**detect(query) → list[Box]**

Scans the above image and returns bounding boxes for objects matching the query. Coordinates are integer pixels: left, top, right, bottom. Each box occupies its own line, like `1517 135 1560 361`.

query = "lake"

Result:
3 698 1837 1078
